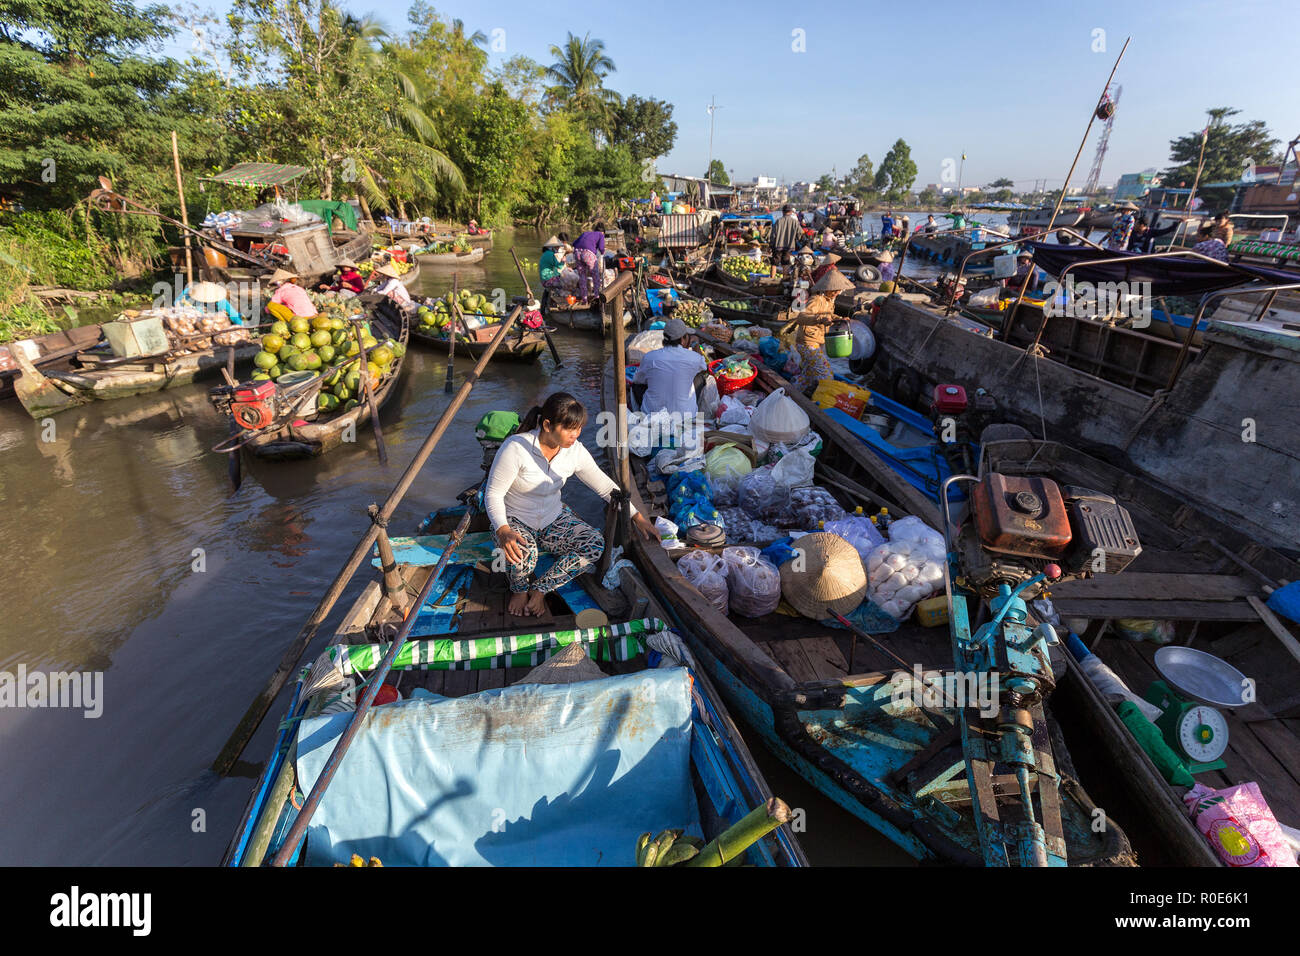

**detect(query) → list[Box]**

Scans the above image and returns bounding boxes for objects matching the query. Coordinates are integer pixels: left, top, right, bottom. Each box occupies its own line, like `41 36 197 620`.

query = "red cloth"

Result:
337 269 365 293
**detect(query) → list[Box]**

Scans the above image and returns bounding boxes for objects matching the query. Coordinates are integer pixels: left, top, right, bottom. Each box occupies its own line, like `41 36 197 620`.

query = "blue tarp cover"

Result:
295 668 699 866
1028 242 1299 296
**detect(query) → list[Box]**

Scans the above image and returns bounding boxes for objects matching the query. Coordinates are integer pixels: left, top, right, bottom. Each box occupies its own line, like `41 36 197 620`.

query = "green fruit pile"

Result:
673 299 709 328
715 299 752 311
416 287 499 334
721 256 760 278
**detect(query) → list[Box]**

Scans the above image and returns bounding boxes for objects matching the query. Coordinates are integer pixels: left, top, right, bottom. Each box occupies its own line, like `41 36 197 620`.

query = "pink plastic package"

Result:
1183 782 1298 867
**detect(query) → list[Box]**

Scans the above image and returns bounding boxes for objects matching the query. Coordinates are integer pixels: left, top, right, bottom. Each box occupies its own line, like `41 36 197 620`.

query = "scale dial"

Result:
1177 705 1229 763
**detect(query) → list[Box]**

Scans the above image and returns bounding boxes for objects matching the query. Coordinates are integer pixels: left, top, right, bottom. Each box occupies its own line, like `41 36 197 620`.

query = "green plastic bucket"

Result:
825 324 853 358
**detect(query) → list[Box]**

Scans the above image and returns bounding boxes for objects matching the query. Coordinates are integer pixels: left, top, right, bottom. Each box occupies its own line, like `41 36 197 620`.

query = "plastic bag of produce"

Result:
739 466 778 518
672 496 723 531
698 375 720 418
750 388 810 445
886 516 946 560
705 442 753 488
654 517 683 550
716 397 752 426
771 447 816 491
824 516 886 560
729 388 764 406
677 551 729 615
1183 782 1298 867
722 546 782 617
788 486 846 528
668 469 713 504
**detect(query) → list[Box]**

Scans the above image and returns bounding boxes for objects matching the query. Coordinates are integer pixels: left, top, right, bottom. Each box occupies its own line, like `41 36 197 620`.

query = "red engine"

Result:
210 380 278 431
931 384 968 416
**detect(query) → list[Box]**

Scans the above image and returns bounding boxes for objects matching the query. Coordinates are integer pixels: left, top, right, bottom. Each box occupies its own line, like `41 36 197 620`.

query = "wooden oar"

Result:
350 316 388 466
224 346 242 493
444 275 459 393
509 246 563 368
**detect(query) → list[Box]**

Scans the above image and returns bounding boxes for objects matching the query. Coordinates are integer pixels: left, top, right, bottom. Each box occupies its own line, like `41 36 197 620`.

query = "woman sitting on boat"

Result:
486 392 656 617
539 236 580 295
791 269 853 395
320 258 365 295
268 269 318 318
180 281 243 324
373 263 413 307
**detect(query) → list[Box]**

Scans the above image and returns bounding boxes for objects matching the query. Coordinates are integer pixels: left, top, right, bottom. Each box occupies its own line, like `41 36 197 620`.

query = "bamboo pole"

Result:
444 273 460 393
211 304 523 776
687 798 791 866
171 131 194 287
1184 121 1211 216
1010 37 1131 347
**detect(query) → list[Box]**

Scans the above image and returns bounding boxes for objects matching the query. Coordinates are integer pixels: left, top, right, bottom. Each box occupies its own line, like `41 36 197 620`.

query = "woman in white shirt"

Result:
373 263 413 307
486 393 656 617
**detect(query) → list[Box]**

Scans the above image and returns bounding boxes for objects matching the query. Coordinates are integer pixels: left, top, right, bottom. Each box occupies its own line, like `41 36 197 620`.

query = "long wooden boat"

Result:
410 320 547 364
414 246 486 267
829 245 884 267
711 263 787 298
684 274 787 329
0 322 106 401
12 327 259 419
231 301 410 460
979 433 1300 866
601 356 1135 866
223 500 807 867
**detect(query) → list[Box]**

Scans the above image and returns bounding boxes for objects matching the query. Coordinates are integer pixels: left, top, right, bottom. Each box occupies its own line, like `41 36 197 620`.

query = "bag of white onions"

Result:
865 518 947 621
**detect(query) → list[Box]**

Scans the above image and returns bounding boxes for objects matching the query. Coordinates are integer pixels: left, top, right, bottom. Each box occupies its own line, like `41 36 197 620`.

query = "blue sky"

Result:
170 0 1297 189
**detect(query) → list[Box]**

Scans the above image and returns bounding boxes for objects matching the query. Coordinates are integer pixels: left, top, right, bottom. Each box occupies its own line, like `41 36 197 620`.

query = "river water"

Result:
0 223 1004 866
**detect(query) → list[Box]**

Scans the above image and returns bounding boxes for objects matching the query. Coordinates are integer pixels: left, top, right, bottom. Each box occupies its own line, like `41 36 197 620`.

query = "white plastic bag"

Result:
654 516 683 550
677 550 729 615
749 387 810 444
771 447 815 490
722 546 781 617
824 516 886 560
628 329 664 364
698 375 720 418
739 466 778 518
717 398 752 426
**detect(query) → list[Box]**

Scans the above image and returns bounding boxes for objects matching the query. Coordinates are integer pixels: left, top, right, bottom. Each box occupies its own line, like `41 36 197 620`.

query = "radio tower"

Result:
1083 85 1121 196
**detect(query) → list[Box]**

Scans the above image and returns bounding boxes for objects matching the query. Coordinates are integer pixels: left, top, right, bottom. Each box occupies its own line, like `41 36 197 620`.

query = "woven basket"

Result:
779 532 867 619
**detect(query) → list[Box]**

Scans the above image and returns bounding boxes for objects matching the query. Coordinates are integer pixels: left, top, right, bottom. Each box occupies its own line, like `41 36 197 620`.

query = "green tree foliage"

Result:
847 154 875 196
707 160 729 185
612 95 677 163
874 139 918 201
546 31 619 137
1165 107 1278 209
815 174 835 195
0 0 185 208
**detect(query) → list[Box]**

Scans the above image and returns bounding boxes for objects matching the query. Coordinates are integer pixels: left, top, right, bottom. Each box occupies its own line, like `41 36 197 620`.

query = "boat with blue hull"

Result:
224 498 806 868
602 359 1134 866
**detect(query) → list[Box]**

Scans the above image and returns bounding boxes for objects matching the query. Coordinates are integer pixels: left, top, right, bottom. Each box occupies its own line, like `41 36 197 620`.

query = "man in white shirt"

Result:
632 317 709 417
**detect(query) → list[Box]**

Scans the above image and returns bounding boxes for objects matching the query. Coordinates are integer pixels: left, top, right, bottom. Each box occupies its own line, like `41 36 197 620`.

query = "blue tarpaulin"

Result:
295 668 699 866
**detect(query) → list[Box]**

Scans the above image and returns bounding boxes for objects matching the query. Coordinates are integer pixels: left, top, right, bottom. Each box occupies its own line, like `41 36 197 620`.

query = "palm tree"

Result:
546 32 620 135
450 18 488 49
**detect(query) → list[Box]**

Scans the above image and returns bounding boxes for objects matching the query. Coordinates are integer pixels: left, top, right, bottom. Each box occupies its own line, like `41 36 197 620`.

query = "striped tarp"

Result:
203 163 311 187
328 618 668 673
1230 238 1300 261
659 213 704 248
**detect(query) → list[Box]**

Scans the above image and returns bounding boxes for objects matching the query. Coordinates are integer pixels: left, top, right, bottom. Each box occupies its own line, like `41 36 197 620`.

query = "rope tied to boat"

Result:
367 504 388 529
1121 388 1171 452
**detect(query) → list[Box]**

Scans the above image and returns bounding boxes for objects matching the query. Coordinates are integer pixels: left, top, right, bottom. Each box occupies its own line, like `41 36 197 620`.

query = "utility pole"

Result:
957 151 966 198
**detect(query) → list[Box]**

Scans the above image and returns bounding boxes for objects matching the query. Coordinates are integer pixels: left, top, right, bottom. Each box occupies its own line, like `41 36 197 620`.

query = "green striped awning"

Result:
326 618 667 674
203 163 311 187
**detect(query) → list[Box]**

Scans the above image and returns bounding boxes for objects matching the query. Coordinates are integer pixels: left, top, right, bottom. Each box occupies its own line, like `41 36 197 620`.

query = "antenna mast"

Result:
1083 85 1121 196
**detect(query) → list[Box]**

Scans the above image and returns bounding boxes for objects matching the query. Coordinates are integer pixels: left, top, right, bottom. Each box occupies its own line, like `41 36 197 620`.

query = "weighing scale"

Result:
1145 646 1246 776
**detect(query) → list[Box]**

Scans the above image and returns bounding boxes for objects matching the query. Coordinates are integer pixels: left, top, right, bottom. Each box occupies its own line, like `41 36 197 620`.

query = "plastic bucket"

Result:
825 325 853 358
662 201 673 214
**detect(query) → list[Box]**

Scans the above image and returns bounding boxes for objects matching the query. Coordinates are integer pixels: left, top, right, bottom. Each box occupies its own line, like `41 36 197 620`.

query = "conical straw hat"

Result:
780 532 868 619
376 263 402 279
811 269 854 294
269 268 298 285
187 281 228 303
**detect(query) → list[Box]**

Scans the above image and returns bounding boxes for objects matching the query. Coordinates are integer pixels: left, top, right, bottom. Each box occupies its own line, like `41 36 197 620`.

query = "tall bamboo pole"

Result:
1185 121 1211 215
1004 37 1131 344
171 131 193 287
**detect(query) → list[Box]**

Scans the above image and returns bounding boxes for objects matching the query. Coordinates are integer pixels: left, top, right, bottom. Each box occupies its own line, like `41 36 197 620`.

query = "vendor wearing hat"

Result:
268 268 318 318
539 235 580 295
373 262 413 306
811 251 842 285
632 316 708 417
1005 250 1044 292
770 204 803 266
876 250 896 283
792 268 853 396
320 257 365 295
180 281 243 325
1106 201 1139 251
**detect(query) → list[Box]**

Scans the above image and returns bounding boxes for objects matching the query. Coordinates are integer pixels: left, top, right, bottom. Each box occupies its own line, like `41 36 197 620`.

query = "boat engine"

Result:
958 472 1141 597
209 380 279 431
929 384 998 476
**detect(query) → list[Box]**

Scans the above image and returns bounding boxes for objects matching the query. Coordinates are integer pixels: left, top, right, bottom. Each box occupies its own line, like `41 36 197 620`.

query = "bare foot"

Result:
525 590 548 617
508 591 530 617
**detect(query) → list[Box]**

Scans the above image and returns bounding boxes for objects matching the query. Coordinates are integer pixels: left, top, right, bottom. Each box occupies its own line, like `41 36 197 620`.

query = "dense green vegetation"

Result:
0 0 677 337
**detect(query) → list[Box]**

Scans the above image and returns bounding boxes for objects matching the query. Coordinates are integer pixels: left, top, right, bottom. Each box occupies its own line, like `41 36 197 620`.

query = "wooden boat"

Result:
601 356 1134 866
829 245 884 267
229 301 409 460
684 275 786 330
0 322 105 401
711 262 787 298
541 269 636 335
414 246 486 266
223 500 807 867
12 325 259 419
410 319 547 364
979 433 1300 866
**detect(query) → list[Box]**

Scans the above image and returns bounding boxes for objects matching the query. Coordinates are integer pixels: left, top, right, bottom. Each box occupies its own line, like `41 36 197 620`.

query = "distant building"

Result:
1113 168 1161 201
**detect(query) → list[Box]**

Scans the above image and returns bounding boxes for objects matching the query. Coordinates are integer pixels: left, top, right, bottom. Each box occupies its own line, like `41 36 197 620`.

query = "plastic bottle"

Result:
854 506 865 516
876 507 892 532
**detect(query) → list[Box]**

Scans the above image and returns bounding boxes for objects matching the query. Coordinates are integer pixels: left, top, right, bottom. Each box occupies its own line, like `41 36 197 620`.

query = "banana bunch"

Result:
334 854 383 867
635 829 706 867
